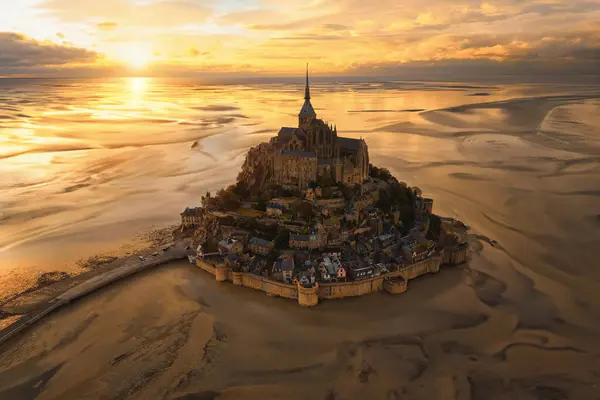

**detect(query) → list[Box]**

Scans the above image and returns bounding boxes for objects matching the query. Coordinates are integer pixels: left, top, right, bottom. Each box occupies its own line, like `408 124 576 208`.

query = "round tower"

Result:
297 282 319 307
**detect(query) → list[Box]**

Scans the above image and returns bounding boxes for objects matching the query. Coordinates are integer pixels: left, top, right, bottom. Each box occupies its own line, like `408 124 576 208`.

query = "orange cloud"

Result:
97 21 118 31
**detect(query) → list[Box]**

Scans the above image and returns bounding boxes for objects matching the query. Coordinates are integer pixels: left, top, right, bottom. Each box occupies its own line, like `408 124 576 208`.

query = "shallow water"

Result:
1 77 600 398
0 77 599 305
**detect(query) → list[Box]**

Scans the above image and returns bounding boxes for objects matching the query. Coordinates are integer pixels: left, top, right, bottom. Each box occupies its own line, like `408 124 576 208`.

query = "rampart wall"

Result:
196 252 446 307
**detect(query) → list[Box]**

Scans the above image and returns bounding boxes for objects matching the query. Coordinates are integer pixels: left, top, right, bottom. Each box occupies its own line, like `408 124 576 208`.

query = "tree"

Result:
256 199 267 212
274 229 290 249
427 214 442 240
295 201 314 220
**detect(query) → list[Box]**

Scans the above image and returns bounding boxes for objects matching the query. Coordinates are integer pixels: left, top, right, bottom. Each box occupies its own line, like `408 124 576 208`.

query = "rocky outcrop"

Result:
237 143 272 192
190 211 222 248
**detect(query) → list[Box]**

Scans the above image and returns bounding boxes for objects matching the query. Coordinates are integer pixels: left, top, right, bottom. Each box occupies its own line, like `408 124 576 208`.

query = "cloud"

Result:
97 21 118 31
7 0 600 79
322 24 349 31
56 32 65 39
0 32 99 76
42 0 212 27
187 48 209 58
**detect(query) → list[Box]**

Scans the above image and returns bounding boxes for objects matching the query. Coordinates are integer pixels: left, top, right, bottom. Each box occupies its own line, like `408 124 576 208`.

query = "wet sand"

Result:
1 79 600 398
1 248 599 400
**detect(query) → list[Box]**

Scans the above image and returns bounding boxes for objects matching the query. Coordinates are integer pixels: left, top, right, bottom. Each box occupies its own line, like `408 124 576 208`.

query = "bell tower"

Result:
298 64 316 129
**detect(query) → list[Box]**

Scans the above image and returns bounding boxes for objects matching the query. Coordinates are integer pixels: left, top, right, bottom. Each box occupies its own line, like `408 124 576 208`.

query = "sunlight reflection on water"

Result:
0 78 599 302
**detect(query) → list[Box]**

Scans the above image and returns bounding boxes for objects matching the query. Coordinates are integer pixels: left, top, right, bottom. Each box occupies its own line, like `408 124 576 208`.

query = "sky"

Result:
0 0 599 79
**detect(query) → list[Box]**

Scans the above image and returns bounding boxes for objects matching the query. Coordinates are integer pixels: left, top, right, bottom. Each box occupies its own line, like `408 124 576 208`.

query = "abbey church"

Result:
239 69 369 190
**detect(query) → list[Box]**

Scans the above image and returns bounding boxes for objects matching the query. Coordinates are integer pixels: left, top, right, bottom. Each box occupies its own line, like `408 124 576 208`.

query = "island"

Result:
180 70 469 306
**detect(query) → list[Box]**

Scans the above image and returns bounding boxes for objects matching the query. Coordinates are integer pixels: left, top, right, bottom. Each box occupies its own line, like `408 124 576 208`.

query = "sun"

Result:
116 42 153 70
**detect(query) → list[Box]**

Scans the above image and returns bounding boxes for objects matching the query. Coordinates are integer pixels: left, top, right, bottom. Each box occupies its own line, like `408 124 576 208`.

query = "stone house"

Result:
180 207 203 228
218 238 243 255
280 255 295 283
248 237 275 256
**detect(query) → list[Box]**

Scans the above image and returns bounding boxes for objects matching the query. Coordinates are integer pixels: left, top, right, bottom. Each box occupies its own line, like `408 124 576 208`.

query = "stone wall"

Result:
197 253 446 306
383 277 408 294
443 245 468 266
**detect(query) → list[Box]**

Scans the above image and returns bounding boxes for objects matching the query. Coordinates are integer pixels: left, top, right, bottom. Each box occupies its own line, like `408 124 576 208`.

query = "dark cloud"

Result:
522 1 600 16
345 56 600 83
0 32 99 76
97 21 118 31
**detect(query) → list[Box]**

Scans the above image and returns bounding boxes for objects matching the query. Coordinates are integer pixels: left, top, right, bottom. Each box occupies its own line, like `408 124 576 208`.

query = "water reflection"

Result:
129 77 149 98
0 78 598 304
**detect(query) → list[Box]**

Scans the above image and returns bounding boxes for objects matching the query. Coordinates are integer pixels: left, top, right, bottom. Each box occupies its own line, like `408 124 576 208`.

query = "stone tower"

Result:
298 65 316 129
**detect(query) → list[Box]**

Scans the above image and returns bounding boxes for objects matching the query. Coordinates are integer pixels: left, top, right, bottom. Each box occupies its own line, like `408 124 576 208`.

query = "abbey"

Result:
239 69 369 190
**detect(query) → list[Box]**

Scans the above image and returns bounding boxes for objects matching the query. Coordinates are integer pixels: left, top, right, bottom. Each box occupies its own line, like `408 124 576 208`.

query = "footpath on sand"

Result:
0 241 189 347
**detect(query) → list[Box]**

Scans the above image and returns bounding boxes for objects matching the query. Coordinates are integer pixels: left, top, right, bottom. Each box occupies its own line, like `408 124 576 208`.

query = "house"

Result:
180 207 203 228
377 233 395 248
226 252 240 269
266 203 285 217
248 237 274 256
320 254 343 278
289 233 310 249
280 255 295 283
346 262 374 280
271 260 283 281
402 240 435 264
337 265 347 280
294 270 316 286
218 238 243 255
289 233 321 249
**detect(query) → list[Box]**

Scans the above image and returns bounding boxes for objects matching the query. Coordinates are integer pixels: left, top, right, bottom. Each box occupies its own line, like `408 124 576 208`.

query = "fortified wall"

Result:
195 247 466 307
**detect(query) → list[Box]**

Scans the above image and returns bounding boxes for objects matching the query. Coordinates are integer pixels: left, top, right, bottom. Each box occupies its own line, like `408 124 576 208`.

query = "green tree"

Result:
256 199 267 212
274 229 290 249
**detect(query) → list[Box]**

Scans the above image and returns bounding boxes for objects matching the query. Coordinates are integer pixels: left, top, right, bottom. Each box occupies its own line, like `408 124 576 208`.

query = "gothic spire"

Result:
304 63 310 101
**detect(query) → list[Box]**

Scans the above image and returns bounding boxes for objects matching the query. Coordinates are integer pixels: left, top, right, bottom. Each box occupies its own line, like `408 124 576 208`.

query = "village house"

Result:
180 207 203 228
218 238 244 255
402 240 435 264
346 261 374 280
280 255 295 283
248 237 275 256
289 232 323 249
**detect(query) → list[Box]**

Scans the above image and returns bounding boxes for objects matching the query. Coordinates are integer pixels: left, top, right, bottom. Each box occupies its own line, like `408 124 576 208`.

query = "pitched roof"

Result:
249 237 274 247
290 233 310 241
299 100 316 117
338 137 362 150
278 127 297 136
281 257 294 271
181 207 202 216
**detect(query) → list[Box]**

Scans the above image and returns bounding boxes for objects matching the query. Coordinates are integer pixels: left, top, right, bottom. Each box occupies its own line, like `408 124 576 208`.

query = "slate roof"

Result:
338 137 362 150
278 127 297 136
181 207 202 216
281 257 294 272
299 100 316 117
249 237 274 247
290 233 310 242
